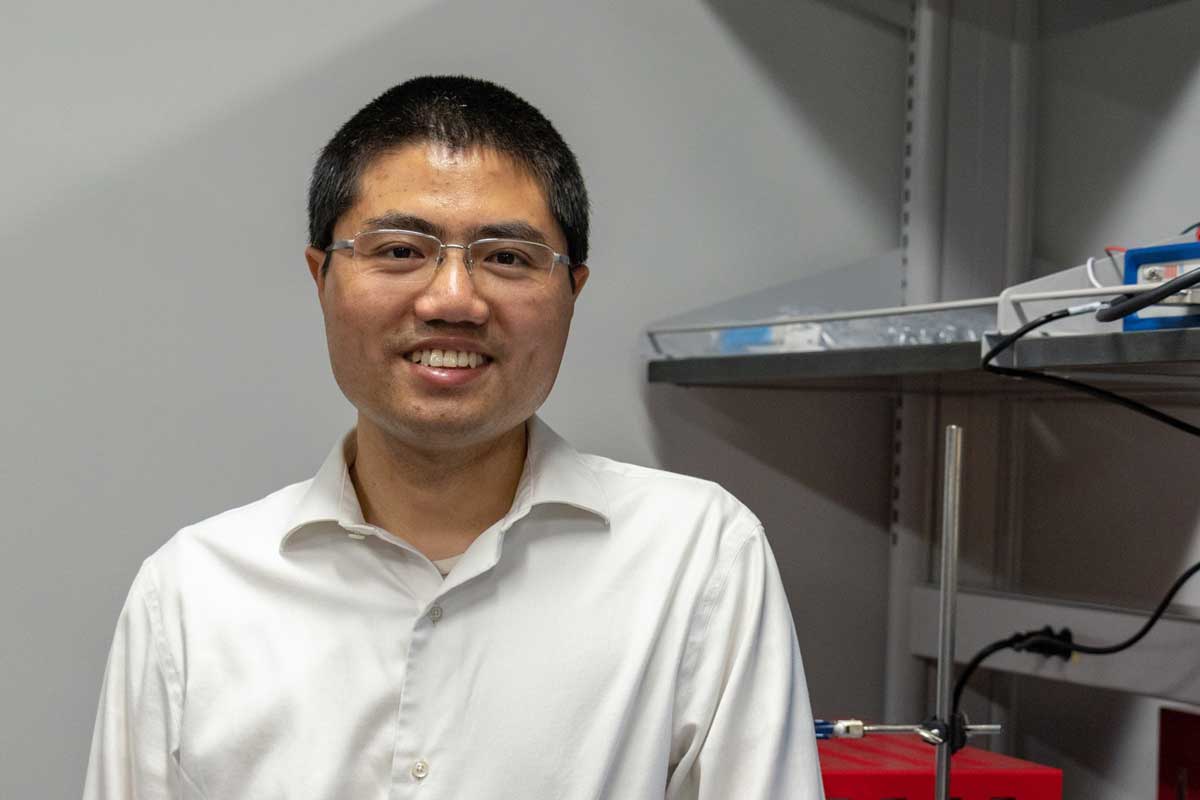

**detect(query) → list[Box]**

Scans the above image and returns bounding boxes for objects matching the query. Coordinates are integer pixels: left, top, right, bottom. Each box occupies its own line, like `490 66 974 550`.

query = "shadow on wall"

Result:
1015 678 1139 796
1038 0 1189 37
700 0 907 218
645 384 892 520
643 382 894 718
1016 399 1200 611
1034 0 1200 266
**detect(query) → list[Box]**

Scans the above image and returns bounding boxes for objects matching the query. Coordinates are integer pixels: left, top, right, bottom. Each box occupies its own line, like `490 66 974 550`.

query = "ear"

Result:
569 264 590 298
305 246 328 301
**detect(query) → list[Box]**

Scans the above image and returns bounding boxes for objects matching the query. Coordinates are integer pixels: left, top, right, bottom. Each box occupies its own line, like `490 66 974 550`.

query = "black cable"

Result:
1040 559 1200 656
982 308 1071 364
961 303 1200 731
982 309 1200 438
1095 265 1200 323
1180 221 1200 237
952 559 1200 720
951 634 1026 715
954 239 1200 749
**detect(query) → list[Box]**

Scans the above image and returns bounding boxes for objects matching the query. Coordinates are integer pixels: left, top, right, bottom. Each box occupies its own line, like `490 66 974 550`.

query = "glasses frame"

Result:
322 228 573 284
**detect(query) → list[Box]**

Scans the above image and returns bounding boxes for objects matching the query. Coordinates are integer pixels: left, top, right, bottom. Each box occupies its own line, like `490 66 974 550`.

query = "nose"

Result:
412 246 490 326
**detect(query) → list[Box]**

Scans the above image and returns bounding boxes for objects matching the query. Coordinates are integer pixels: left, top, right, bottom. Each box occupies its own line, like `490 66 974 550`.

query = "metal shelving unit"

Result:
645 0 1200 744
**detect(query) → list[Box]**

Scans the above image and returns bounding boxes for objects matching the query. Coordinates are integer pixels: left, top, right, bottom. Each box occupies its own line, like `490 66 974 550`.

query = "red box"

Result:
819 736 1062 800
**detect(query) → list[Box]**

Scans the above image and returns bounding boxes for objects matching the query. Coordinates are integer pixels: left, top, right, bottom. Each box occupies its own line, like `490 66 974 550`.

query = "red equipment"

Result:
819 736 1062 800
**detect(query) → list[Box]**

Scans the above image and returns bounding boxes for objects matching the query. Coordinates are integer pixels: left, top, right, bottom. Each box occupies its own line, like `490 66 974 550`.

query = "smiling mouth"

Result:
405 348 492 369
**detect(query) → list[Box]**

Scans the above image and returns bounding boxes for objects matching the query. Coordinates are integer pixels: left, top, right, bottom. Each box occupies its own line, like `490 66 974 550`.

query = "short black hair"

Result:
307 75 589 276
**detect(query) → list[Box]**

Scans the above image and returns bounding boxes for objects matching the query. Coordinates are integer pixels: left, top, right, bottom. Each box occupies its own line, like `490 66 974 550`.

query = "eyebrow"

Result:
472 221 550 246
358 213 552 247
359 213 447 239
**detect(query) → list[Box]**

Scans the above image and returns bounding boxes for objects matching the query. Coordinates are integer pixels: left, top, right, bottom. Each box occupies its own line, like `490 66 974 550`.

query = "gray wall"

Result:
0 1 905 795
1013 2 1200 796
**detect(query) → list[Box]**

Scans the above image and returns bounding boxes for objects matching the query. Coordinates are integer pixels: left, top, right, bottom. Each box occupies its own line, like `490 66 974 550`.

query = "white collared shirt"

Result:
84 417 823 799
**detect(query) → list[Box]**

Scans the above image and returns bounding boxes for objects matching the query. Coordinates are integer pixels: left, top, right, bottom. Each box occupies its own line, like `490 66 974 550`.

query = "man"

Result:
84 75 824 799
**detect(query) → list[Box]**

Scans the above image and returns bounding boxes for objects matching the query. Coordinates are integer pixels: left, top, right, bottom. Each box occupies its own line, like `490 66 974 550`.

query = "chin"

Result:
372 407 524 448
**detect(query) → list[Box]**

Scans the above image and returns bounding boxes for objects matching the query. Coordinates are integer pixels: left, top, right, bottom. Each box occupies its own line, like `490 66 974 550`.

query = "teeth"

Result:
408 349 488 369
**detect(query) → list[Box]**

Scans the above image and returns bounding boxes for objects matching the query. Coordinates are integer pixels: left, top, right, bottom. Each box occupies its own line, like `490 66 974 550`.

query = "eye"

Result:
384 245 421 260
366 239 428 260
354 231 434 270
477 240 547 271
488 249 534 268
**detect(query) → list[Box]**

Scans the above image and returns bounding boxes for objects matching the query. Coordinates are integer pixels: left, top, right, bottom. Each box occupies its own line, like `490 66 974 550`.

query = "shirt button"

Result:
411 759 430 780
429 605 444 624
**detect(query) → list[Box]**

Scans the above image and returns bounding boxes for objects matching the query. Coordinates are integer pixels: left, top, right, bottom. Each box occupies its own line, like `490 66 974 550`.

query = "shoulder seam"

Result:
137 562 185 720
138 563 213 797
674 522 764 709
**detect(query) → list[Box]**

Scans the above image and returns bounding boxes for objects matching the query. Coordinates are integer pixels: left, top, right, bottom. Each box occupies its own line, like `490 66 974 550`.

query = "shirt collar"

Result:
510 415 610 524
280 416 610 550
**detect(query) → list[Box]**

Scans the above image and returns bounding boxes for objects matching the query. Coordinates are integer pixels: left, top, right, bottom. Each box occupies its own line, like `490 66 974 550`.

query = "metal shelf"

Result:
647 341 977 391
999 326 1200 374
647 327 1200 397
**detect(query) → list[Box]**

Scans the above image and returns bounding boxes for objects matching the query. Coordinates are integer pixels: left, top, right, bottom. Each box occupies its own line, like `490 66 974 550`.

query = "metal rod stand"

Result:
935 424 963 800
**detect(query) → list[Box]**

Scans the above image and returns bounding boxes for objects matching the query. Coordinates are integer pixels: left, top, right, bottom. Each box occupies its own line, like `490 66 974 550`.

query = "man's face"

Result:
306 142 588 451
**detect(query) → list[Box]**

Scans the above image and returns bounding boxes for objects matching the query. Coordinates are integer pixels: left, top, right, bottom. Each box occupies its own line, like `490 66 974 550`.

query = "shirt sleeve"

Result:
83 563 184 800
667 526 825 800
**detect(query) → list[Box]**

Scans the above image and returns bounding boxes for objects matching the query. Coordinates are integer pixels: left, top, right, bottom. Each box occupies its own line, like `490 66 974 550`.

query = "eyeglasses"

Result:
324 229 572 288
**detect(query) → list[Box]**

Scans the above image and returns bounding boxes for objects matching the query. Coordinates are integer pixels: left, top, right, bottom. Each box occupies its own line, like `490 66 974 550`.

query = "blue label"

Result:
718 326 774 352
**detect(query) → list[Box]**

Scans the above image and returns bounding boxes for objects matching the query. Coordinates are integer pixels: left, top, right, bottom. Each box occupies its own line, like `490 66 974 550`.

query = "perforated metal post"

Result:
885 0 951 726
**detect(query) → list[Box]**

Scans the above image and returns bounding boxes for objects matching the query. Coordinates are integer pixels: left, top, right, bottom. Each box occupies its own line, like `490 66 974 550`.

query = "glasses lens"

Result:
352 230 439 279
469 239 555 284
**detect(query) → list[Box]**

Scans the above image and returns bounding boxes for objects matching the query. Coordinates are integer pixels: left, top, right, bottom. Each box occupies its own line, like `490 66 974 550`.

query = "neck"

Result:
349 417 529 561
